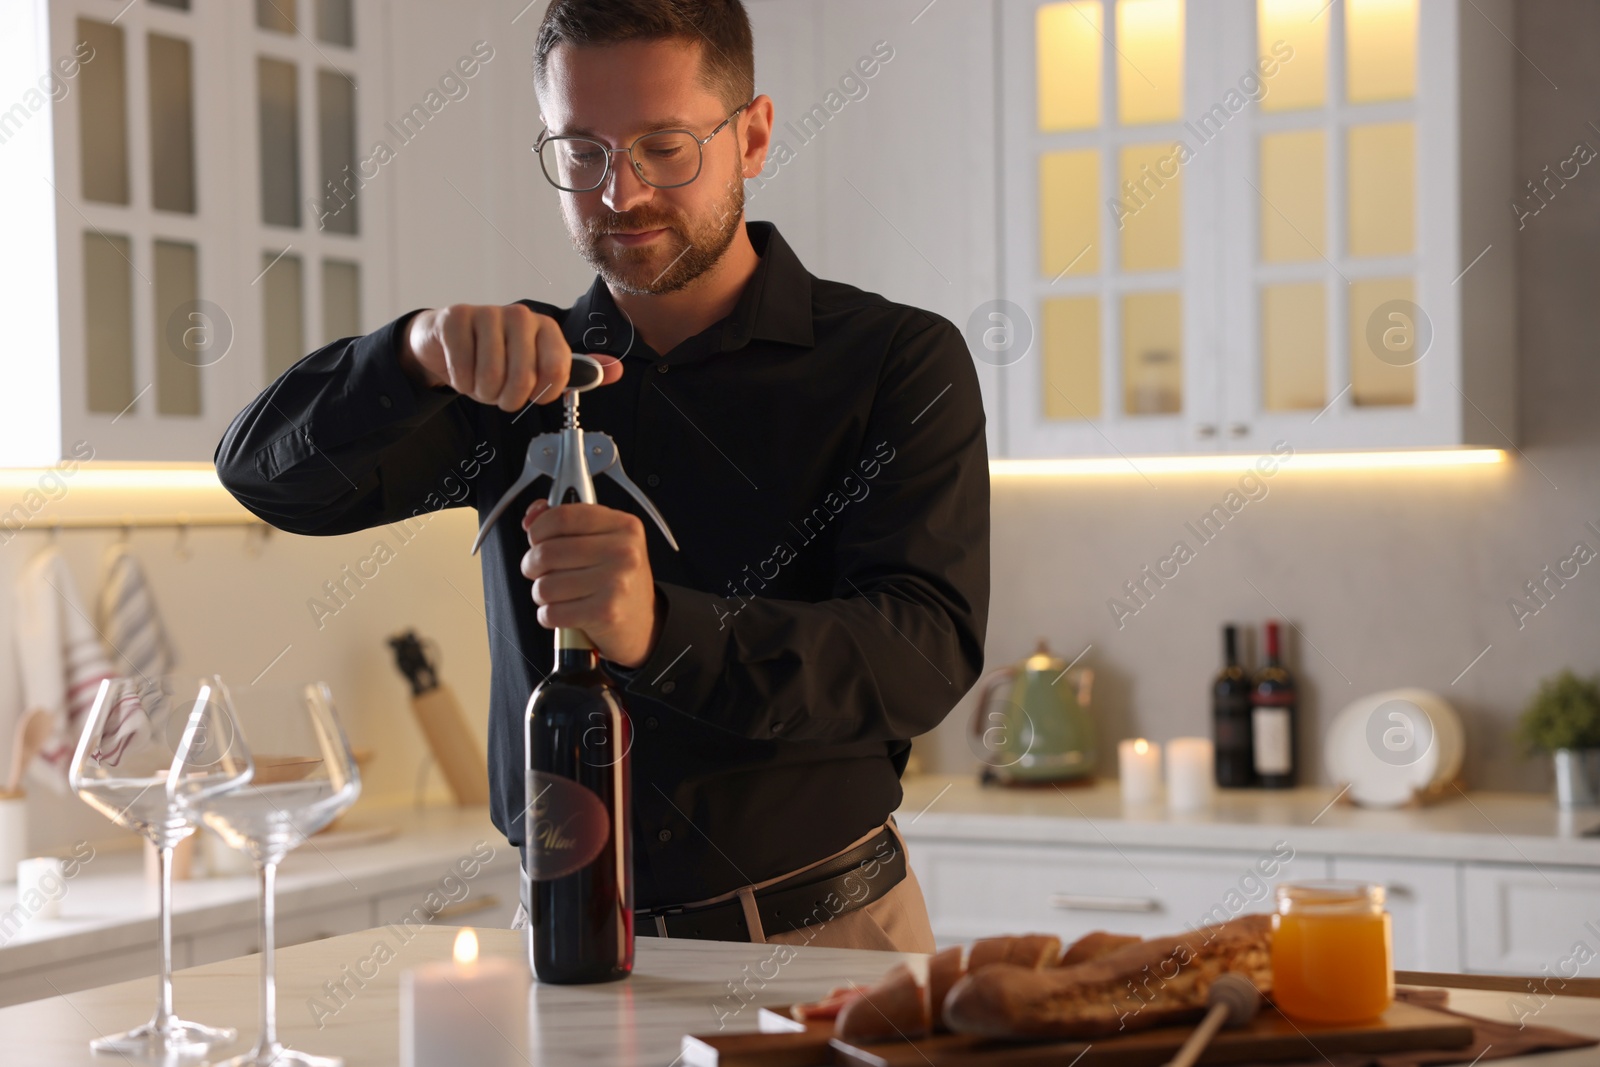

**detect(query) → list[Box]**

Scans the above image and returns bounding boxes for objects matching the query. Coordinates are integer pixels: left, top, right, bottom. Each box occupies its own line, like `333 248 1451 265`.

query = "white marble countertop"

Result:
0 805 515 973
2 924 1597 1066
893 774 1600 866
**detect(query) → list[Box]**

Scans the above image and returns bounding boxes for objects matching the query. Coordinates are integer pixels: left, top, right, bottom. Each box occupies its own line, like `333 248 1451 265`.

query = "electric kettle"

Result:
969 640 1096 785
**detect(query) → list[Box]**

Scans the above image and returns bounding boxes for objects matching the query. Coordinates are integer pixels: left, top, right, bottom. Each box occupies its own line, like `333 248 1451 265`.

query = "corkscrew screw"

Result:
470 353 680 556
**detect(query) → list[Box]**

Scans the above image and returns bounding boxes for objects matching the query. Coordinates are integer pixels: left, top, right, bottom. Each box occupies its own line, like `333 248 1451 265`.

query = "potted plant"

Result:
1518 670 1600 808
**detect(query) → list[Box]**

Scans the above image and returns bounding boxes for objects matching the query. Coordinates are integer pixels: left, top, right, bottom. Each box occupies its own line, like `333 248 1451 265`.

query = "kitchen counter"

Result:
0 805 518 1004
894 774 1600 867
3 924 1599 1066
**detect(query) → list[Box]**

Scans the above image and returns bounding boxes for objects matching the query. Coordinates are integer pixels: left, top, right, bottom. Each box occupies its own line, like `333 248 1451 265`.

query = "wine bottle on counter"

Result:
1251 620 1298 789
1212 624 1256 788
525 625 634 984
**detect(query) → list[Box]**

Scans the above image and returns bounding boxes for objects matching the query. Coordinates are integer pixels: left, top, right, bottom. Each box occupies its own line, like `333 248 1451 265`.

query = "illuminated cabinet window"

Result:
1000 0 1516 457
1 0 389 463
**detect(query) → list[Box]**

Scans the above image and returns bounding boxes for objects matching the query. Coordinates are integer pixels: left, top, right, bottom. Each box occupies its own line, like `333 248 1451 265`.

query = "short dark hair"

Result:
533 0 755 113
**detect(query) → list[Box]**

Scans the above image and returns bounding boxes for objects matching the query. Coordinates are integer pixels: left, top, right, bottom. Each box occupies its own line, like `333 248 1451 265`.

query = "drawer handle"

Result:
1049 893 1163 914
431 895 501 922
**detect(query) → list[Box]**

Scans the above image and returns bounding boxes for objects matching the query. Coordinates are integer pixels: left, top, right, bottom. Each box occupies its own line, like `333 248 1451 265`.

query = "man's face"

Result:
540 39 750 296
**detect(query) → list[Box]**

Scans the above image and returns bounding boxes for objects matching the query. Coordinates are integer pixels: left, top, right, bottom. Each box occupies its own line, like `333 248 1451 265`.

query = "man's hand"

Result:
521 499 661 669
400 303 621 410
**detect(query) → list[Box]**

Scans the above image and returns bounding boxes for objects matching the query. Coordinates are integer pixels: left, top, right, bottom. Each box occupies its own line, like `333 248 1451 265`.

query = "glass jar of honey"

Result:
1271 881 1393 1023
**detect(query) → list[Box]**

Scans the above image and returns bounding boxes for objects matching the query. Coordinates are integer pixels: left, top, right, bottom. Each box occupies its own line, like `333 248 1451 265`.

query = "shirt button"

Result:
378 394 393 409
657 828 673 842
656 363 669 374
660 681 676 694
772 721 785 734
645 716 659 730
646 473 660 487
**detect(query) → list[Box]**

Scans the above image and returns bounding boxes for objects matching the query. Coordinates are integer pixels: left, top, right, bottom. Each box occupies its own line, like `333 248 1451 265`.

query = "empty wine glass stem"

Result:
153 844 178 1033
258 860 279 1051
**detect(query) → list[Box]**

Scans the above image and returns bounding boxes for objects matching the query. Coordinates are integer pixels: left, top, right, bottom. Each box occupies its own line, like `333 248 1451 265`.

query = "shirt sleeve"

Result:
610 316 990 745
213 310 488 535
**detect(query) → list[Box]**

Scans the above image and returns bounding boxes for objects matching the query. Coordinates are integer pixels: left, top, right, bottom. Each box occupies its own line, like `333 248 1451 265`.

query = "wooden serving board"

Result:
680 1000 1475 1067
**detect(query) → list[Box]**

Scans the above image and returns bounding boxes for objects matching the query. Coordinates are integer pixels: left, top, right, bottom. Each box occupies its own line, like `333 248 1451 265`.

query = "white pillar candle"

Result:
1118 738 1162 805
1166 737 1216 811
16 857 65 919
401 928 528 1067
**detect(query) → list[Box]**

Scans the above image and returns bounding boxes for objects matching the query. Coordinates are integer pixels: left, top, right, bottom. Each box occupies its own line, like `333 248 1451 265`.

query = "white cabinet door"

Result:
1462 864 1600 976
1332 856 1461 972
911 838 1324 944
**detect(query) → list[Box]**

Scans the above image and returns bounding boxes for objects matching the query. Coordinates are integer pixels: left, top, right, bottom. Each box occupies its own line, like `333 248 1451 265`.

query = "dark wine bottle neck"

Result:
554 628 599 672
1223 625 1238 665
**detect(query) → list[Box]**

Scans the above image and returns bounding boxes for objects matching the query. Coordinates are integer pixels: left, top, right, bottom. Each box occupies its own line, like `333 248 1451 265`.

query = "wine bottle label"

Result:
1252 707 1292 775
525 770 611 881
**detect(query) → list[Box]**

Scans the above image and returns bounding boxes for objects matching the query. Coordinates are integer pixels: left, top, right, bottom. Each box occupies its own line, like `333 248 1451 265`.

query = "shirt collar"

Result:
563 220 814 360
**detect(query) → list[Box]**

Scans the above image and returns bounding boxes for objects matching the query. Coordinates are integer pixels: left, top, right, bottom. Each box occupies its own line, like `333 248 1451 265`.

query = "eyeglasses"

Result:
533 101 753 192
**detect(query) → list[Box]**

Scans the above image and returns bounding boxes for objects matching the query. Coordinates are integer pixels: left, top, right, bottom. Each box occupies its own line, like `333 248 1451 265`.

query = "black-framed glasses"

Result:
533 100 753 192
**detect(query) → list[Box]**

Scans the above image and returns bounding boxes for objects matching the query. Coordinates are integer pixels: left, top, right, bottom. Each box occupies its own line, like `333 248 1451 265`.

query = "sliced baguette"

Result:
942 914 1273 1040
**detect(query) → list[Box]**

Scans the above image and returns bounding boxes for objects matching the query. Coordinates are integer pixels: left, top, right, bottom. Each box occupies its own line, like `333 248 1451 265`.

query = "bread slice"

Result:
942 914 1272 1039
835 962 931 1042
926 945 967 1034
1057 930 1143 967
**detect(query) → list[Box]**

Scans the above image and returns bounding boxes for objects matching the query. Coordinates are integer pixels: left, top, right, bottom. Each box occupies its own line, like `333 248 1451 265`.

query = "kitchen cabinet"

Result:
1332 855 1462 972
1461 864 1600 977
1 0 391 465
992 0 1516 457
915 838 1324 944
896 776 1600 974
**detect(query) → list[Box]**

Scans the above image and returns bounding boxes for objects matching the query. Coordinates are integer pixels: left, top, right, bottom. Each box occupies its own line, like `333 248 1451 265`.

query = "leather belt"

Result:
636 825 905 942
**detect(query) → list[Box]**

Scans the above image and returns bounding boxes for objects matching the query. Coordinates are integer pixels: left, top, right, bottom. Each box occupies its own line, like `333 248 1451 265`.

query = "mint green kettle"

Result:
969 640 1095 784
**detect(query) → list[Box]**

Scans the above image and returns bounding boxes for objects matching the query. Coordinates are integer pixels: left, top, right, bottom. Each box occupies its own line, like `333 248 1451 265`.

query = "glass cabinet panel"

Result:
321 259 361 343
1118 142 1181 271
1039 150 1100 276
1037 1 1100 130
148 34 197 214
315 0 355 47
84 233 136 414
1115 0 1183 125
1121 291 1181 415
1347 121 1414 257
78 19 129 205
262 251 305 378
1346 0 1417 103
256 0 296 34
154 241 201 416
1261 282 1326 411
1349 277 1417 407
1257 0 1326 112
1259 129 1325 262
1043 297 1101 419
258 58 302 228
317 69 358 235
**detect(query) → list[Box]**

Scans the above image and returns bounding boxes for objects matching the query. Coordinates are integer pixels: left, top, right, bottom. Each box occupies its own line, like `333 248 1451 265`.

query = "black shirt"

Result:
214 220 990 908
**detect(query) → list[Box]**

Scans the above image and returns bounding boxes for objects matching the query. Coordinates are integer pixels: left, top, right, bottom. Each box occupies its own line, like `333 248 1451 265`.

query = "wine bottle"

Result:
1212 624 1256 788
1250 620 1298 789
524 626 634 983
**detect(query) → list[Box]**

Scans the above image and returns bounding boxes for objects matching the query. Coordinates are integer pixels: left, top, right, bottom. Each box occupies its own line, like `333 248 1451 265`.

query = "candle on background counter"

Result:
1118 738 1162 805
401 928 528 1067
1166 737 1216 811
16 857 64 919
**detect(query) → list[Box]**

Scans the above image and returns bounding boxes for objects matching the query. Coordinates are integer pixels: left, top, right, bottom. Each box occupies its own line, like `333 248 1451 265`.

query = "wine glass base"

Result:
211 1039 342 1067
90 1018 237 1055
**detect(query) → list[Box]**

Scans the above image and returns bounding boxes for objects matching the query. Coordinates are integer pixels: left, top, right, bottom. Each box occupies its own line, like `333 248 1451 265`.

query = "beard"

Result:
566 166 745 296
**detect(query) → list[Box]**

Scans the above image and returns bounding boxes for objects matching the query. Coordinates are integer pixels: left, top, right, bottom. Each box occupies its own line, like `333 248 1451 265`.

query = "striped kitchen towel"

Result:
98 541 178 680
14 546 153 790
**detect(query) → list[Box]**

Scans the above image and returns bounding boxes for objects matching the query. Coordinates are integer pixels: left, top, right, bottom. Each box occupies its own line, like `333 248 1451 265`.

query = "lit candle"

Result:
401 928 528 1067
1118 738 1162 805
1166 737 1216 811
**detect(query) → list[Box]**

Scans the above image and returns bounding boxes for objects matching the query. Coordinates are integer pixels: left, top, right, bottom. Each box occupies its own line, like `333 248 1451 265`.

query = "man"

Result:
216 0 988 954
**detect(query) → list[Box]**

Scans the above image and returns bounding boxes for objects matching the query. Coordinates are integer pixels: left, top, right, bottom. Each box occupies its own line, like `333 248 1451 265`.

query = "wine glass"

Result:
173 679 361 1067
68 675 247 1055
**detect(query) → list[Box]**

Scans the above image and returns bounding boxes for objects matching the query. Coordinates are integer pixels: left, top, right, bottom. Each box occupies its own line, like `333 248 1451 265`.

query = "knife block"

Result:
411 683 490 806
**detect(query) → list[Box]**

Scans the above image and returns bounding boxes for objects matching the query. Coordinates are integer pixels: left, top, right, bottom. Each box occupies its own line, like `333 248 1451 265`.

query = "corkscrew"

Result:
470 353 680 556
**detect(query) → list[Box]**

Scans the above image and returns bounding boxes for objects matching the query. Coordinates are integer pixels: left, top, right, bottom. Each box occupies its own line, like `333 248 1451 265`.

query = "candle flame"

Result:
453 928 479 965
1133 739 1150 755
